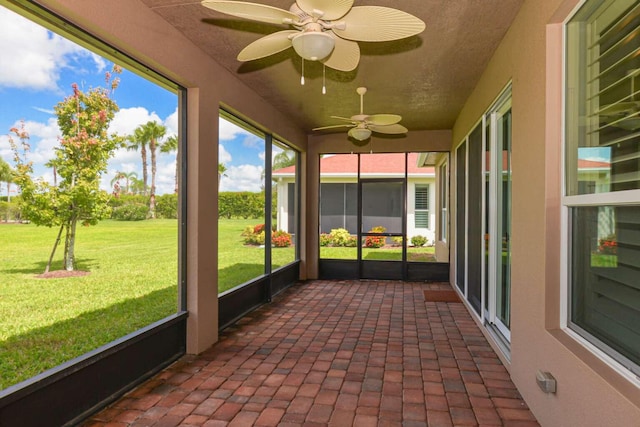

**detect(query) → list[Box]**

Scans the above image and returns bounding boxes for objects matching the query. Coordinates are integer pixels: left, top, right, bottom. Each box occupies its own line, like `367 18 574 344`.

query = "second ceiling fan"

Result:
314 87 408 141
201 0 425 72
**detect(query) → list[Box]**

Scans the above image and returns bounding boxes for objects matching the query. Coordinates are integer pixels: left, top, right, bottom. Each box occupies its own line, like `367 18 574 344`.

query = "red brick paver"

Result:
82 280 538 426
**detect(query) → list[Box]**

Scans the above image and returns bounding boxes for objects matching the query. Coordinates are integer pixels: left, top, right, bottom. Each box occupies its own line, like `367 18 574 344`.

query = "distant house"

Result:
272 152 438 243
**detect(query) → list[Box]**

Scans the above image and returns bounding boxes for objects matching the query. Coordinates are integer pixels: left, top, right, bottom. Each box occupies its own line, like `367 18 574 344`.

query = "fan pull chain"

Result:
322 65 326 94
300 58 305 85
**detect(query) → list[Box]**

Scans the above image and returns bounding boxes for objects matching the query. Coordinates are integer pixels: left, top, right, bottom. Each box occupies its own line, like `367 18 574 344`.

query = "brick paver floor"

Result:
83 280 539 426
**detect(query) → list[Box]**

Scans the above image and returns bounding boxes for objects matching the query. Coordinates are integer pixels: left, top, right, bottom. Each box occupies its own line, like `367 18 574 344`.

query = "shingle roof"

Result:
273 153 435 176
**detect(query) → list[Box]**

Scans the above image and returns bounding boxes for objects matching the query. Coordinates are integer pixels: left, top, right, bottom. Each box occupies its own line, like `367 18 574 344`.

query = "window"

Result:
565 0 640 375
415 184 430 228
438 162 448 242
218 112 300 295
0 2 182 389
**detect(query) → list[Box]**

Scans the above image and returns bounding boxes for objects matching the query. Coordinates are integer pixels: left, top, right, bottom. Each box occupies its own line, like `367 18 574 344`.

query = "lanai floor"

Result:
82 280 539 427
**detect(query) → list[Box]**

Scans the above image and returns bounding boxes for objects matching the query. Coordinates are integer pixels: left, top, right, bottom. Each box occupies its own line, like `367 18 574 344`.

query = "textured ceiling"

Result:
140 0 524 134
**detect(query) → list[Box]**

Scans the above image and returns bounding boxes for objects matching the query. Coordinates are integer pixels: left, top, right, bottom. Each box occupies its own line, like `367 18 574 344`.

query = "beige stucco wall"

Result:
451 0 640 425
34 0 308 354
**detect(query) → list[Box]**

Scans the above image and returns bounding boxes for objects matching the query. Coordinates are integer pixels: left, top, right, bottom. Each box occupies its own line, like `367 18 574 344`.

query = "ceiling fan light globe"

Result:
292 32 335 61
349 127 372 141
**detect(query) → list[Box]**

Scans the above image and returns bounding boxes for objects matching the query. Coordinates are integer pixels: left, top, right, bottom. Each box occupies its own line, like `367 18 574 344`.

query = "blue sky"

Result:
0 5 265 195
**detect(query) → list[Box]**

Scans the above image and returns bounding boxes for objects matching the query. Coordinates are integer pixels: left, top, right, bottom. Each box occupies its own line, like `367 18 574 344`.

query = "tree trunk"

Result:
141 145 148 196
44 224 65 273
64 216 78 271
149 139 157 219
174 153 179 194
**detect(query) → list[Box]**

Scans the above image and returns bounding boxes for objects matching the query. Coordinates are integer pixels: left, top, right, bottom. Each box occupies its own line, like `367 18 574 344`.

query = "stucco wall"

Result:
35 0 308 354
451 0 640 425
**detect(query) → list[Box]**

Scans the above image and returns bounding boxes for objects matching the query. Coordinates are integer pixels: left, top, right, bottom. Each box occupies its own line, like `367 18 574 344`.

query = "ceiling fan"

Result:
313 87 408 141
200 0 425 72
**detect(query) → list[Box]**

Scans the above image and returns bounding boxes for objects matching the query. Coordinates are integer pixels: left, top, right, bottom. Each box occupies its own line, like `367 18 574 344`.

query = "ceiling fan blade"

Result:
201 0 299 25
321 32 360 72
313 124 354 131
330 115 357 123
296 0 354 21
369 123 408 134
367 114 402 126
237 30 297 61
333 6 425 42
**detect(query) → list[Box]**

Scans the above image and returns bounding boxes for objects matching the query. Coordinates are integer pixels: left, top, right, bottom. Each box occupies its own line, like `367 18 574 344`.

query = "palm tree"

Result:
110 172 125 196
137 121 166 218
218 162 227 191
129 176 145 195
126 127 149 195
0 158 14 202
110 171 137 195
44 158 59 187
161 134 178 194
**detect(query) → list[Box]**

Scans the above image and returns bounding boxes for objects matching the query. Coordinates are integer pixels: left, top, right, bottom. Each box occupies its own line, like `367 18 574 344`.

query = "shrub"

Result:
0 201 21 222
155 193 178 219
111 203 149 221
329 228 353 247
253 223 265 234
365 226 386 248
241 226 255 237
411 235 427 247
345 236 358 247
392 236 404 246
598 235 617 255
244 230 265 245
272 230 292 247
319 233 332 247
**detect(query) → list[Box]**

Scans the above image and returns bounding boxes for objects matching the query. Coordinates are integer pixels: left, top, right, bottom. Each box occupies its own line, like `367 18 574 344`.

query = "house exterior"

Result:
273 152 439 243
1 1 639 426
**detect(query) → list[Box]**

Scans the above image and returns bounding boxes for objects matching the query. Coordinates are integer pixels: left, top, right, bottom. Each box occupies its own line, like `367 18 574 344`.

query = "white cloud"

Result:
0 8 104 91
219 144 232 164
164 108 179 136
219 116 248 141
109 107 162 136
219 164 264 192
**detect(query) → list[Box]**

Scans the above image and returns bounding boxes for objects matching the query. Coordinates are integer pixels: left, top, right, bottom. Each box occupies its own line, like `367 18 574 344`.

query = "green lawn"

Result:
320 245 436 261
0 220 178 390
1 218 437 390
218 219 296 293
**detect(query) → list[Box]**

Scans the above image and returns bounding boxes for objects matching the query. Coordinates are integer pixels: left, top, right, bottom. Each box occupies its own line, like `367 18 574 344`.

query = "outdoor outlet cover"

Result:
536 370 557 394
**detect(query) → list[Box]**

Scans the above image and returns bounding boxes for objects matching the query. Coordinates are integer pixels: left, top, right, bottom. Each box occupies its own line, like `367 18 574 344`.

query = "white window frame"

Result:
414 183 430 229
560 0 640 381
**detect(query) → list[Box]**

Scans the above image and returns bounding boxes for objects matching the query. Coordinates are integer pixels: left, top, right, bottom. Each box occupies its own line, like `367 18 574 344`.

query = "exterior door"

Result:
485 92 512 341
359 179 405 279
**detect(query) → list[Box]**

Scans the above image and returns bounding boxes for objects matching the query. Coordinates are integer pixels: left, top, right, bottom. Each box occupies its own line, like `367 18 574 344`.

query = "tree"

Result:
127 127 148 195
44 158 60 187
160 134 178 194
129 176 145 195
272 150 296 171
218 162 227 191
9 66 123 272
132 121 166 218
110 170 137 195
0 158 14 201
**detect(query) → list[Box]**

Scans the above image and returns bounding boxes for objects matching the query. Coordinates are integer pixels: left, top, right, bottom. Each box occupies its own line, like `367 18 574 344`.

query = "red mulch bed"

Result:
36 270 90 279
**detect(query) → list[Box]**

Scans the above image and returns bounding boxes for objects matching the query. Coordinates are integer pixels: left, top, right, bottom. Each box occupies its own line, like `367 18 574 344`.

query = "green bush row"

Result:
0 200 23 222
219 191 265 219
108 194 178 220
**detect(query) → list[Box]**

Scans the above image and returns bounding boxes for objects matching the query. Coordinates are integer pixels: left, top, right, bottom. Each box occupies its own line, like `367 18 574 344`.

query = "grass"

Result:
1 218 437 390
320 245 436 261
0 220 178 390
218 219 296 293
